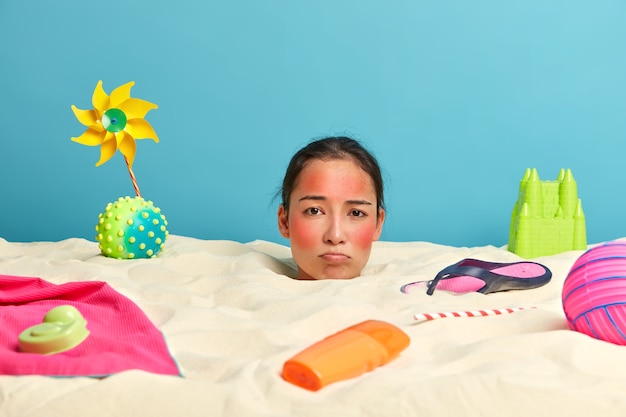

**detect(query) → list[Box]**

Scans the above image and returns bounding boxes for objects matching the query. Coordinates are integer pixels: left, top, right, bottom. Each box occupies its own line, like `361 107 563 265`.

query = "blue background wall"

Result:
1 1 625 247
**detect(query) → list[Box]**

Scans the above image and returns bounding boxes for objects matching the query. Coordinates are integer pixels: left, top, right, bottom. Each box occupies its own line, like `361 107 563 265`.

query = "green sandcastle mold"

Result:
508 168 587 258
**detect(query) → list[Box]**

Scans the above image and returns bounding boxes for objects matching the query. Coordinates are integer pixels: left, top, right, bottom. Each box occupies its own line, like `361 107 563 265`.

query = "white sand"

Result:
1 235 626 417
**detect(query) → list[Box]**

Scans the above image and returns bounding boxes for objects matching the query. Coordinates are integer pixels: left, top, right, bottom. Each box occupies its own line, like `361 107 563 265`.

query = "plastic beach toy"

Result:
282 320 410 391
96 196 168 259
508 168 586 258
71 80 159 170
562 241 626 346
71 81 168 259
18 305 90 355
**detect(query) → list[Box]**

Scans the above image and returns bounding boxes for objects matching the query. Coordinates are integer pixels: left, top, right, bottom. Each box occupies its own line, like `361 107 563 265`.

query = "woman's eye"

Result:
350 210 366 217
305 207 323 216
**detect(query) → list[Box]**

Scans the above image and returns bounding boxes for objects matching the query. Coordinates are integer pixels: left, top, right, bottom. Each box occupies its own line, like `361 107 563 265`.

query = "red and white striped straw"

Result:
414 306 534 322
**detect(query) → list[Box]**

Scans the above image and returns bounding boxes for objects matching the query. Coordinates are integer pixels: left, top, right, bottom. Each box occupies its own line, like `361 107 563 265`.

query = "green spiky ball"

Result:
95 196 168 259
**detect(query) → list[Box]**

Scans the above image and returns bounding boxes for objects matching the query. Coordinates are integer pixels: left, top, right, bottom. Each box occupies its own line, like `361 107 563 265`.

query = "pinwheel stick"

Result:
124 157 142 198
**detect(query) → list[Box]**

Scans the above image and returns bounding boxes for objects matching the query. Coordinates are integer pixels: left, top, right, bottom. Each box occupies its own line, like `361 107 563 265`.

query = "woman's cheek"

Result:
288 217 319 249
351 222 378 248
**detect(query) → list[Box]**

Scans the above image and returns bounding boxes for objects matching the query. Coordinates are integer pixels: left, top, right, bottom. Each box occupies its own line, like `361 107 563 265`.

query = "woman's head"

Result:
278 137 385 280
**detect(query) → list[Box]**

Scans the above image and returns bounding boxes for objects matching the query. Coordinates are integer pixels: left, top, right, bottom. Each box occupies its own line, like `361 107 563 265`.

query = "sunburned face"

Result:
278 158 385 280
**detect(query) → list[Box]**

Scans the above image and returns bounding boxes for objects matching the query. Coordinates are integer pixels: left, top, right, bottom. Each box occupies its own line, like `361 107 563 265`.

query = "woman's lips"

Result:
320 253 350 263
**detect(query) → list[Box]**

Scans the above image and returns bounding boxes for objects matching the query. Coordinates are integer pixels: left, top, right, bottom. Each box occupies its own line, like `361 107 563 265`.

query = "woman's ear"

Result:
277 204 290 238
373 208 385 241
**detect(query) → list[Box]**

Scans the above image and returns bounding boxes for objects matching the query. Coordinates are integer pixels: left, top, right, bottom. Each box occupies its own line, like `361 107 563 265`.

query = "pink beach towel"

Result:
0 275 181 377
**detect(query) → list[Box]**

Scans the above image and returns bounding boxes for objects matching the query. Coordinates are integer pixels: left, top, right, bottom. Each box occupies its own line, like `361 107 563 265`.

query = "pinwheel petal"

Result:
125 119 160 142
71 128 107 146
110 81 135 108
95 133 117 166
117 131 137 166
117 98 158 119
92 80 110 116
71 105 101 128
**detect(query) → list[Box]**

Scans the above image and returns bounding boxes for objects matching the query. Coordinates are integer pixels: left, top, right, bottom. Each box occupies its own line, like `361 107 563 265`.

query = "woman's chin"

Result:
297 266 361 280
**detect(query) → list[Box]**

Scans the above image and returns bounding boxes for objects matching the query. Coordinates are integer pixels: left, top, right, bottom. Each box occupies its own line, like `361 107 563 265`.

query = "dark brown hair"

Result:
280 136 385 214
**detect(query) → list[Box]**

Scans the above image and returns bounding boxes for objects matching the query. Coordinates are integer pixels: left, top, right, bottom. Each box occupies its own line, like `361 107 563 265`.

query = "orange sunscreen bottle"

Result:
282 320 410 391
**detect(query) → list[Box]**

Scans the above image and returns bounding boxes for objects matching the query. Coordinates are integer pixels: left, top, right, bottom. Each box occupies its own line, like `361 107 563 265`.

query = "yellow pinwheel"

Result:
71 80 159 167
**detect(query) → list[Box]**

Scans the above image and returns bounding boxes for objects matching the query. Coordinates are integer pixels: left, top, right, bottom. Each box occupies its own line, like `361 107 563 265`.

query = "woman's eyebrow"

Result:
298 195 326 202
346 199 373 206
298 196 373 205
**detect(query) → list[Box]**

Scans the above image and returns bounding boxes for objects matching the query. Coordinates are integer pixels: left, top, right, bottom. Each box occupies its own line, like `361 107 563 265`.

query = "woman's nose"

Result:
323 216 346 245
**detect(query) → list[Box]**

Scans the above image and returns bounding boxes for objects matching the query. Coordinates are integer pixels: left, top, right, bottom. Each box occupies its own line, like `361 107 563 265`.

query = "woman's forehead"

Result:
292 159 376 200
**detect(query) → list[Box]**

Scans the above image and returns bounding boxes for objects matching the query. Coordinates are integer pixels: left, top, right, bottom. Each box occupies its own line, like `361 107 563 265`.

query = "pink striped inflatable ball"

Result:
562 241 626 345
